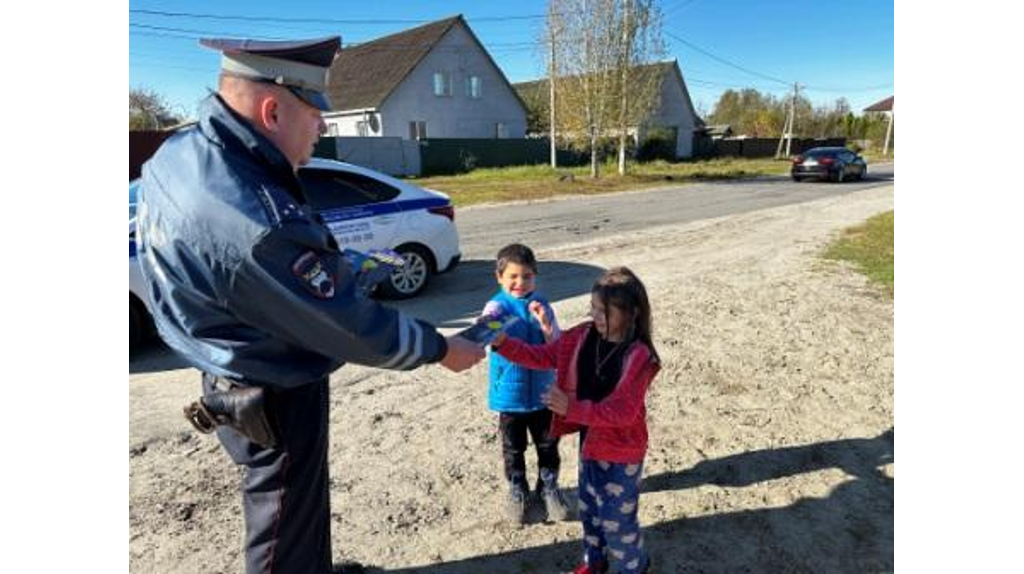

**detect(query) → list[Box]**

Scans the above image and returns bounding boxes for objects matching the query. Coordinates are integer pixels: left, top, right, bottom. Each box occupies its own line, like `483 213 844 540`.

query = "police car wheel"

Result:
380 245 433 299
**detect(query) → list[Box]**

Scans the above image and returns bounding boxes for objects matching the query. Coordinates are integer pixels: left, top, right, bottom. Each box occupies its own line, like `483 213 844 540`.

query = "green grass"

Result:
407 157 792 207
861 151 895 163
824 211 894 296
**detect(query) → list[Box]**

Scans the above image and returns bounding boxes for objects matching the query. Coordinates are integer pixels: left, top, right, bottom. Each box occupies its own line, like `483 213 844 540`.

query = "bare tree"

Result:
548 0 620 178
130 88 182 131
545 0 666 177
614 0 666 175
546 4 561 168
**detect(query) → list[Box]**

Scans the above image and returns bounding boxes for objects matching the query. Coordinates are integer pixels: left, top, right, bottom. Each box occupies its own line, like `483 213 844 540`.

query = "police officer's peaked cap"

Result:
200 36 341 112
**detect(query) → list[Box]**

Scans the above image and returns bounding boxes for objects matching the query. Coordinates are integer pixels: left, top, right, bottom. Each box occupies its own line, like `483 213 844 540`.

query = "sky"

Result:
129 0 894 120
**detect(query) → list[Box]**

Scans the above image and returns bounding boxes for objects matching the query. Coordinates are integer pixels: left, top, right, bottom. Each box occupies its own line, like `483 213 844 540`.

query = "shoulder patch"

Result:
292 251 335 299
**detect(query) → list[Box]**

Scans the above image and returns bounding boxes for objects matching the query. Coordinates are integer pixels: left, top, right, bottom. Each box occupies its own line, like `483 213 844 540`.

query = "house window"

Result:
466 76 482 99
326 123 340 137
495 123 508 139
356 121 368 137
432 72 452 97
409 121 427 140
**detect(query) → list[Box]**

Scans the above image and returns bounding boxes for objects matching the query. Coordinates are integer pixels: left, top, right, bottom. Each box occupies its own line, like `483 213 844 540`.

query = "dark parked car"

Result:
791 147 867 182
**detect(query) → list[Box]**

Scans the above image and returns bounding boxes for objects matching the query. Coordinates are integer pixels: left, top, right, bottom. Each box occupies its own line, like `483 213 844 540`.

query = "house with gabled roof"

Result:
514 60 704 159
323 15 527 140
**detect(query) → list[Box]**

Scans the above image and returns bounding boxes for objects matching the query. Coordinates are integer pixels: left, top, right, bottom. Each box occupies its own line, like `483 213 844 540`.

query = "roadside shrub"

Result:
637 127 677 162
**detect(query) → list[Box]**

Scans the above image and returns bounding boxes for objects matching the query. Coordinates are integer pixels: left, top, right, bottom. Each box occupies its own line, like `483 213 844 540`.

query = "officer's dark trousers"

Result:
499 409 560 487
205 375 332 574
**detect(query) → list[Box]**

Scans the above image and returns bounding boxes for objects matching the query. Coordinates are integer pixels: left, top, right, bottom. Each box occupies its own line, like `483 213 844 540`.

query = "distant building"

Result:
704 125 733 139
324 15 527 140
864 96 894 154
513 60 704 159
864 96 894 113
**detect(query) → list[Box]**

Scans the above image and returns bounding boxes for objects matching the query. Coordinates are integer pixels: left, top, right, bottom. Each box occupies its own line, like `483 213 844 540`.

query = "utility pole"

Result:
775 83 800 158
617 0 631 175
883 101 894 156
785 83 798 157
548 6 558 168
583 0 598 179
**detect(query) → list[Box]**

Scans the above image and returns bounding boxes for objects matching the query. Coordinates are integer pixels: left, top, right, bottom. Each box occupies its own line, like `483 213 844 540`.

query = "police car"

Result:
130 159 462 347
129 181 152 348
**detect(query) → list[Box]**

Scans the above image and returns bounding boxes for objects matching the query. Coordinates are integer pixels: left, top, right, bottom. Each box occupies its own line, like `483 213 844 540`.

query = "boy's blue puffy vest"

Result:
487 290 556 412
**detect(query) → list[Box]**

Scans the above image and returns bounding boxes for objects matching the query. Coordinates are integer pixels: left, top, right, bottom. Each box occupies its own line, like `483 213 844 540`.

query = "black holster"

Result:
185 376 279 448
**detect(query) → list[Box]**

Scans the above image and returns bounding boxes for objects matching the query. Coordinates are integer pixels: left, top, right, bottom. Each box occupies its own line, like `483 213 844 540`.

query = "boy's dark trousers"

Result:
499 410 560 488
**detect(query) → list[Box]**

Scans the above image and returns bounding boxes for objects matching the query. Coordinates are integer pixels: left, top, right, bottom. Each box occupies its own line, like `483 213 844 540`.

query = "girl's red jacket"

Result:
495 322 660 464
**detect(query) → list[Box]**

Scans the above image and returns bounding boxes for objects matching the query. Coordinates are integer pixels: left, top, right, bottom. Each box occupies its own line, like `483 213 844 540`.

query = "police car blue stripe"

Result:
318 197 449 224
126 199 449 255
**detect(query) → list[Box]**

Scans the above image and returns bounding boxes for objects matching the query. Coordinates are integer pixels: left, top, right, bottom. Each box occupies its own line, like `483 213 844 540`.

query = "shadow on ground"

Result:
343 430 893 574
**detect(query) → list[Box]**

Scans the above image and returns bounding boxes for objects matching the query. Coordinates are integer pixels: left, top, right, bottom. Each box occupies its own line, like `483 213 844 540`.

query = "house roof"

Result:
513 61 704 127
325 15 526 115
864 95 894 112
704 124 733 137
513 61 680 99
325 16 462 111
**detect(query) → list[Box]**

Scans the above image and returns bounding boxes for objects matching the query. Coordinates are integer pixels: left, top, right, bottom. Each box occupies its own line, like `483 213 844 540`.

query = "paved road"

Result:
455 163 894 259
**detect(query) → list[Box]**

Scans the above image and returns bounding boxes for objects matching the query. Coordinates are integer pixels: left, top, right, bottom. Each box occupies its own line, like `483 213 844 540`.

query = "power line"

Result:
686 77 789 91
130 23 535 48
664 31 891 96
130 23 287 40
130 30 206 41
663 0 701 19
129 50 216 63
130 60 218 74
803 82 894 93
664 30 791 86
130 14 368 37
131 11 889 102
129 9 545 25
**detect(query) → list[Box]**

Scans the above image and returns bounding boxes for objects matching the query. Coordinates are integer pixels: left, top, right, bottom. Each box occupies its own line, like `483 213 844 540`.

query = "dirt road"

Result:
130 183 894 573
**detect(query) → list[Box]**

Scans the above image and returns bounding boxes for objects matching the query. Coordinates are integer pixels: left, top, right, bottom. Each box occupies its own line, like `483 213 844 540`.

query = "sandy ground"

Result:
129 184 894 573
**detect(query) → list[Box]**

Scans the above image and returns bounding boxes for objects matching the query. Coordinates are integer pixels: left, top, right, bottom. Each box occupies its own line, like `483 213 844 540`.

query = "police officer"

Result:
136 36 485 573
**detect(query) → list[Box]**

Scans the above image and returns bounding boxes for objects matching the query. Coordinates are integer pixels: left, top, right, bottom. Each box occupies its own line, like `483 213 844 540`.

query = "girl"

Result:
492 267 660 574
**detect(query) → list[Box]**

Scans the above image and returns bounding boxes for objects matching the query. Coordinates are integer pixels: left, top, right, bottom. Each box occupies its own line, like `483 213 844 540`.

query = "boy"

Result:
482 244 568 524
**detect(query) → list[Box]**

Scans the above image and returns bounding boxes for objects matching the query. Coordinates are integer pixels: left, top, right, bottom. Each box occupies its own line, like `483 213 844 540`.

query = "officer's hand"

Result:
490 331 508 349
440 336 485 372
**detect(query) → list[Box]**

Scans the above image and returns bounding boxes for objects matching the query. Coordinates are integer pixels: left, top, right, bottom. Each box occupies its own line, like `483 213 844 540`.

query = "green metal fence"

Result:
417 138 585 175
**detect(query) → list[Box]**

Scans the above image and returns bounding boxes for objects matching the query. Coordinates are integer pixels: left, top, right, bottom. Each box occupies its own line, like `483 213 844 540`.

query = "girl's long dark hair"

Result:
592 266 660 363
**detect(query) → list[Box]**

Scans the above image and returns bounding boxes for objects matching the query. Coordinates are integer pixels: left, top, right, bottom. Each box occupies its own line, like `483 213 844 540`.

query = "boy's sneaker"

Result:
506 482 528 525
537 468 569 521
538 483 569 521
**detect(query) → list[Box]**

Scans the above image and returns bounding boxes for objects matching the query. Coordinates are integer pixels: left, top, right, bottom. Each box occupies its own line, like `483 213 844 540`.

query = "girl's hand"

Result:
542 386 568 415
